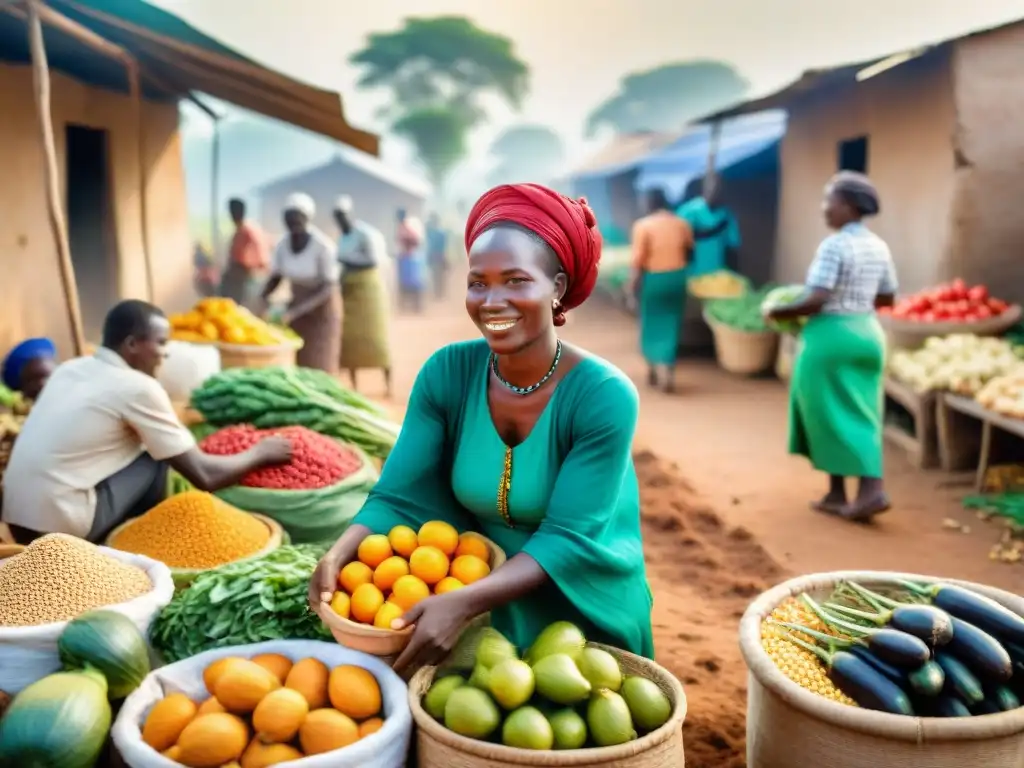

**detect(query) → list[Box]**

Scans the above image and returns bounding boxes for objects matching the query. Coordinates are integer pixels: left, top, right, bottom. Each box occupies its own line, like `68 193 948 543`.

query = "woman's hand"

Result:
307 525 370 610
391 592 480 673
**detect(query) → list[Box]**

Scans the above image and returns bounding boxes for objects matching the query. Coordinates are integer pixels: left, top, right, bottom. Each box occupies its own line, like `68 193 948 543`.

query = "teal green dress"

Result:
352 340 655 658
676 197 740 276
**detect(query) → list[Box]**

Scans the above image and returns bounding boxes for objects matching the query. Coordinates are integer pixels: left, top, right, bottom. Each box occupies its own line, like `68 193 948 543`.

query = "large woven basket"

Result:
880 304 1022 350
318 533 508 659
106 512 284 589
216 340 299 370
409 642 687 768
703 309 779 376
741 570 1024 768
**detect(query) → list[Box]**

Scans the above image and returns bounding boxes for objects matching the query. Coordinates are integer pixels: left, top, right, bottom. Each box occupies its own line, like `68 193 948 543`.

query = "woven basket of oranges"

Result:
318 522 506 659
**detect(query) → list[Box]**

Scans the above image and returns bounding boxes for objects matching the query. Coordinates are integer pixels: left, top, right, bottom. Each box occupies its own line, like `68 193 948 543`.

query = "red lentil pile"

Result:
200 425 363 490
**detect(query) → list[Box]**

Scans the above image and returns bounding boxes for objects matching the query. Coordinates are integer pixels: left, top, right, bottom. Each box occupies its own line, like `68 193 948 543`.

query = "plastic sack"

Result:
157 341 221 402
113 640 412 768
214 445 379 543
0 547 173 694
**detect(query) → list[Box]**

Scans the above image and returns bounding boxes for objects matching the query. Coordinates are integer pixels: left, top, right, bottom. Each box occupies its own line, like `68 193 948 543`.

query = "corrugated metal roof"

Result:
695 15 1024 123
255 149 433 199
570 132 679 179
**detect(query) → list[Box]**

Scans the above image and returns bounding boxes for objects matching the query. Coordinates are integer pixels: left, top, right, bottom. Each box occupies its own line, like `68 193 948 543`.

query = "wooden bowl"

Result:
318 532 507 659
880 303 1022 349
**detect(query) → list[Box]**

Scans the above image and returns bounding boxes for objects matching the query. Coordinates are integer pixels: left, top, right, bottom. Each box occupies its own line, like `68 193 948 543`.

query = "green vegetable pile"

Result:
190 366 399 459
150 544 331 662
705 284 778 332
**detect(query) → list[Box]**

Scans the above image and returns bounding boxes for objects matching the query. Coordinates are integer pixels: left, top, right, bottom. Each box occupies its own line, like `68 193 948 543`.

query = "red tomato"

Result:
951 278 966 297
990 298 1008 314
968 285 989 303
975 305 992 320
920 312 936 323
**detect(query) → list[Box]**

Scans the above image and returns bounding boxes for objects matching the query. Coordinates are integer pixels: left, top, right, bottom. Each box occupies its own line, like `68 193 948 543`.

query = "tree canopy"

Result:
350 16 530 188
487 124 565 186
586 61 749 137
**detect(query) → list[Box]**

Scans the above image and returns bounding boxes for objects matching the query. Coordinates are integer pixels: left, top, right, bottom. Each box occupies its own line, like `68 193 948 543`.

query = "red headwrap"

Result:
464 183 602 326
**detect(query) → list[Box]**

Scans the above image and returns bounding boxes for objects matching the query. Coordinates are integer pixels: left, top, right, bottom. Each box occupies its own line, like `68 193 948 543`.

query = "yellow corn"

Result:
760 597 858 706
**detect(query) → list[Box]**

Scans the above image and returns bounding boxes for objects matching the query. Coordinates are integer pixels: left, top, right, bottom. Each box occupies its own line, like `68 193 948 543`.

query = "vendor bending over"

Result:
1 300 292 545
2 337 58 400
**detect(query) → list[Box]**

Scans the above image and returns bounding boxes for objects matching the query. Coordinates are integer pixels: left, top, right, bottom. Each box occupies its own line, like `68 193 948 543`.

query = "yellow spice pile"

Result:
760 596 858 706
109 490 270 569
0 534 152 627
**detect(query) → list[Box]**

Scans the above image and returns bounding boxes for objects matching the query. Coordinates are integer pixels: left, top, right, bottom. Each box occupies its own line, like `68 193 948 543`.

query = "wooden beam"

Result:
26 0 85 356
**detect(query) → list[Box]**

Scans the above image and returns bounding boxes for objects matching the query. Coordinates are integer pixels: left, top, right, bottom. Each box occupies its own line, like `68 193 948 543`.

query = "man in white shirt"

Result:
2 300 292 544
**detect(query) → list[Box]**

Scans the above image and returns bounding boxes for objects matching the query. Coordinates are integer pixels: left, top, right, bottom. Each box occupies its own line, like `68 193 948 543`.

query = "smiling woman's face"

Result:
466 225 566 355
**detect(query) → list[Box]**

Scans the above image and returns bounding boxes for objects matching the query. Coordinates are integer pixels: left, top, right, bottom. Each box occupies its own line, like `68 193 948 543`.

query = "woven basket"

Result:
741 570 1024 768
106 512 284 589
880 304 1022 350
318 533 508 659
703 309 779 376
409 642 687 768
216 340 299 370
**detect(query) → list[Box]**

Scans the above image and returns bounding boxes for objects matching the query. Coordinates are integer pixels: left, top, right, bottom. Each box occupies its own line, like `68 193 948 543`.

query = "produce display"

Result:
0 610 150 766
688 270 748 299
761 284 809 335
704 284 779 333
0 535 152 627
151 545 332 663
169 297 292 347
888 334 1020 395
328 523 492 629
201 425 363 490
880 279 1011 324
108 491 272 569
139 653 387 766
190 366 400 459
762 579 1024 717
422 622 673 749
975 371 1024 419
0 383 29 483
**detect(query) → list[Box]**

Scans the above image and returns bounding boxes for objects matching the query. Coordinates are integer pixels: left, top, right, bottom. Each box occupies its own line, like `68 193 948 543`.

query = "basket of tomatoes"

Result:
878 279 1021 349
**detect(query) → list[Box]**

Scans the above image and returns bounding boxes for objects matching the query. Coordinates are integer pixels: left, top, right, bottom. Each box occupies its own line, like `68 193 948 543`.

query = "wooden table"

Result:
943 394 1024 491
883 377 938 469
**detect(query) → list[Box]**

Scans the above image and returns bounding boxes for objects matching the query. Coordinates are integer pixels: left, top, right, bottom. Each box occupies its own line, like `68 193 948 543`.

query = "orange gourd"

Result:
240 740 304 768
176 712 249 767
141 692 197 752
328 665 381 721
299 708 360 756
252 687 308 743
214 660 278 714
284 657 329 710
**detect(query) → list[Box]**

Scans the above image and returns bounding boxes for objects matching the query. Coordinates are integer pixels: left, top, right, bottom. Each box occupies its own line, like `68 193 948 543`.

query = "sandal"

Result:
839 495 892 523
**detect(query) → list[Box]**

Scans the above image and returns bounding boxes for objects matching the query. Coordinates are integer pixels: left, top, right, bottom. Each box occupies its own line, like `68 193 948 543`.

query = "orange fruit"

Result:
417 521 459 556
338 561 373 594
329 665 382 720
372 556 410 592
285 658 330 710
455 533 491 564
203 657 246 696
300 709 359 755
329 591 351 619
373 601 405 630
450 555 491 585
359 717 385 738
350 583 385 624
251 653 293 685
388 525 419 558
434 576 465 594
357 534 393 569
409 546 450 585
390 574 430 610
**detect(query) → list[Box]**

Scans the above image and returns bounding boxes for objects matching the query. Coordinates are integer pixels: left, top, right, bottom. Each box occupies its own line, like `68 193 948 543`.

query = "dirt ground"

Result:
367 279 1022 768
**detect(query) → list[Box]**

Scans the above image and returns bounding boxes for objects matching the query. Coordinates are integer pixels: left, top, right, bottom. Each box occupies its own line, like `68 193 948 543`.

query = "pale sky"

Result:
155 0 1024 166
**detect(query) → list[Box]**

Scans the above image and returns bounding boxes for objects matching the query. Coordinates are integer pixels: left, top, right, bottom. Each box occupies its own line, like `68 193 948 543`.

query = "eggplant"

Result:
983 685 1021 712
907 661 945 697
970 699 1001 715
935 652 985 705
900 582 1024 646
848 645 905 685
946 617 1013 683
932 696 973 718
827 599 953 647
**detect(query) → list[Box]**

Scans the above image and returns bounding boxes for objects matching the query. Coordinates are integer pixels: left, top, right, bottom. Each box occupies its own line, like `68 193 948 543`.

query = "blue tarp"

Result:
636 111 787 199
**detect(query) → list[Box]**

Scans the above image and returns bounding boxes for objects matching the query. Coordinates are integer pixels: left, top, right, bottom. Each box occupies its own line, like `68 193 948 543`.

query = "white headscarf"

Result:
284 192 316 218
334 195 353 214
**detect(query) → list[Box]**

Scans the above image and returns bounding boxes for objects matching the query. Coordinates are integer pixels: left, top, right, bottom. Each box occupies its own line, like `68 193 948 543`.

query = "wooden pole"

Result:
704 120 722 194
211 116 221 259
26 0 86 356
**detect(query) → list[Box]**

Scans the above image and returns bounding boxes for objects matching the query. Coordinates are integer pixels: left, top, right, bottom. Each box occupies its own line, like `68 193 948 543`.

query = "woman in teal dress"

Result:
676 177 740 276
765 172 897 523
310 183 654 672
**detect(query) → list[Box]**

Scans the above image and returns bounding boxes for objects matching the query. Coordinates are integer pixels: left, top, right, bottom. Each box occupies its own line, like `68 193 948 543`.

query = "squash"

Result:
0 668 111 768
177 712 249 767
141 692 197 752
251 653 292 685
214 660 278 713
252 687 308 743
58 610 151 699
284 657 329 710
196 696 227 716
240 739 304 768
299 708 360 755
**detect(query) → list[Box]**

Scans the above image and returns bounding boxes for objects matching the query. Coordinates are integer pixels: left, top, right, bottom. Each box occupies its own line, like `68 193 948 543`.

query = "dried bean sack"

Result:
201 426 379 543
0 535 173 693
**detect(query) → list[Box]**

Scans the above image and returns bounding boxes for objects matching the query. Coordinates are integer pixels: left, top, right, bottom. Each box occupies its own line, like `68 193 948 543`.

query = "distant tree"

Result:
487 124 565 185
350 16 530 188
586 61 749 137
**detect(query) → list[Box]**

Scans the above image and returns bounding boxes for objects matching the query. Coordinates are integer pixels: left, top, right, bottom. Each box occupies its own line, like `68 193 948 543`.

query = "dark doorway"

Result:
66 124 117 339
837 136 869 174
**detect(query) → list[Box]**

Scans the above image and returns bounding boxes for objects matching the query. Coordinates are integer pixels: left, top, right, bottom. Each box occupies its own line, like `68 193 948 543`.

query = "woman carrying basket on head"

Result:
765 171 897 523
310 183 654 672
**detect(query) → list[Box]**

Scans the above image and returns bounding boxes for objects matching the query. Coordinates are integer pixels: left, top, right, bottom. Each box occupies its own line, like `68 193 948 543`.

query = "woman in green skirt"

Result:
310 183 654 672
765 172 898 522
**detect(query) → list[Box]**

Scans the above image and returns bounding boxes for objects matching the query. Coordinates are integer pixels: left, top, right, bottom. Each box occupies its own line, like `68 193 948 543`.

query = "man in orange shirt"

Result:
629 188 694 393
221 198 270 311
